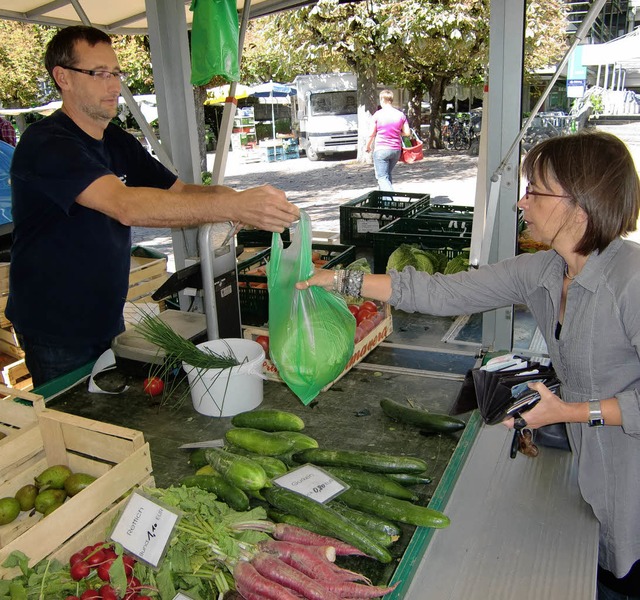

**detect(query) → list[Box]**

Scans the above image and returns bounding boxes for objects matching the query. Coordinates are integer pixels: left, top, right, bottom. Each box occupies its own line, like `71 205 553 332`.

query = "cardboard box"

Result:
243 303 392 391
0 409 154 578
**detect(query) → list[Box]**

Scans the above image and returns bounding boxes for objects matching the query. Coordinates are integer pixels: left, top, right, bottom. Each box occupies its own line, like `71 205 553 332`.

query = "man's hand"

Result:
233 185 299 232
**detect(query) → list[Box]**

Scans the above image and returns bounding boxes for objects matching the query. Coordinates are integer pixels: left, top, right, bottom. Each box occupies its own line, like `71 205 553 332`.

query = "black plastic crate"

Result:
372 218 470 274
236 227 290 248
413 203 474 238
339 191 431 246
237 242 356 326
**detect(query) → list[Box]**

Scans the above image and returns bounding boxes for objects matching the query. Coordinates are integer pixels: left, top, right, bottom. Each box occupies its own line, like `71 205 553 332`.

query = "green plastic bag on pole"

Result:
267 211 356 405
189 0 240 85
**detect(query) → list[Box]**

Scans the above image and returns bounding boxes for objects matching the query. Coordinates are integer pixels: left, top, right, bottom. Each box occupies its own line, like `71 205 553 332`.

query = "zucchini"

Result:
292 448 428 474
203 447 269 492
231 409 305 432
380 398 465 433
225 428 318 456
181 474 250 512
225 445 289 478
386 472 433 486
325 467 418 501
338 487 450 529
329 502 400 546
263 486 392 563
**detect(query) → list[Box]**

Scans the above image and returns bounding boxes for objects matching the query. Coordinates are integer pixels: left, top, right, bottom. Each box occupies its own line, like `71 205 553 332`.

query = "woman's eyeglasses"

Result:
524 185 570 200
62 66 127 81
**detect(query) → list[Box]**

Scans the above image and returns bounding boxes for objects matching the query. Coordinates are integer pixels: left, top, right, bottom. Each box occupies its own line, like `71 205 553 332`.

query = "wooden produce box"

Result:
0 385 44 440
125 255 169 327
0 408 154 578
243 303 392 391
0 262 10 329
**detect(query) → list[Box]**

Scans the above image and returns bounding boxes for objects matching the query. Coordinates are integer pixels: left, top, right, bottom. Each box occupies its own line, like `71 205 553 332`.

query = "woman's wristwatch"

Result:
587 399 605 427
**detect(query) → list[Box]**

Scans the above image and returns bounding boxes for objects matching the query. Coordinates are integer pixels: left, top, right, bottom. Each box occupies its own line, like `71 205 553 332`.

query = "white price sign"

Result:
110 491 180 568
172 594 194 600
274 465 347 503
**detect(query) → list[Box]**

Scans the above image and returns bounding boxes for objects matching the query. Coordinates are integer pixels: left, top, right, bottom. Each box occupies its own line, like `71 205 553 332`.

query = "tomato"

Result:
347 304 360 318
359 300 378 314
356 308 375 325
359 316 376 336
143 376 164 396
354 325 365 344
255 335 270 358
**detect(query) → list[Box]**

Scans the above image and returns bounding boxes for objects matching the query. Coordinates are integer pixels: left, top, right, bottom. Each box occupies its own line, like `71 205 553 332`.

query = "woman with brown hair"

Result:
300 131 640 599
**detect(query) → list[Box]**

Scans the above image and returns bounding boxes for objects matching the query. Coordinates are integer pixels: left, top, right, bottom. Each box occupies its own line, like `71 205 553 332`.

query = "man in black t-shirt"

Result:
8 26 299 387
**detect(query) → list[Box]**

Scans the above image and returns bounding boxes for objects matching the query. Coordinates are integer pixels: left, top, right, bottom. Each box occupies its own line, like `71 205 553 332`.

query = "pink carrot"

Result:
233 560 301 600
323 580 400 598
272 523 368 557
251 552 342 600
258 539 360 582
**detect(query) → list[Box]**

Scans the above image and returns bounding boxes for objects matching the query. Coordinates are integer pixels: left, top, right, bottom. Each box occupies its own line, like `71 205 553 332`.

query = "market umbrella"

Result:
205 83 254 105
250 81 297 141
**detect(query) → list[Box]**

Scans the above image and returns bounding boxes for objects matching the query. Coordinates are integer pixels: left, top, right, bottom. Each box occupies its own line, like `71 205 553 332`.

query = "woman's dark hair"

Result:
45 26 112 90
522 131 640 254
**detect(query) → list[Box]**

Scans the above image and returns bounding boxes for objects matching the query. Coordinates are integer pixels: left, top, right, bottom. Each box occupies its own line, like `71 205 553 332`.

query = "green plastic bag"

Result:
267 211 356 405
190 0 240 85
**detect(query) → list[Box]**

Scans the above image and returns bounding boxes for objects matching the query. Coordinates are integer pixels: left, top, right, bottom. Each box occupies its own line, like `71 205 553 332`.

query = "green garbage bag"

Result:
190 0 240 85
267 211 356 405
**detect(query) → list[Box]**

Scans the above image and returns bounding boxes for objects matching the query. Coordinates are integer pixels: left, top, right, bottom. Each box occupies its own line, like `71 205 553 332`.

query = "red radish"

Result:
272 523 367 557
234 561 302 600
322 579 400 598
70 560 91 581
258 540 359 582
251 552 341 600
85 549 106 566
65 597 80 600
69 552 84 566
98 585 118 600
97 560 113 581
80 591 100 600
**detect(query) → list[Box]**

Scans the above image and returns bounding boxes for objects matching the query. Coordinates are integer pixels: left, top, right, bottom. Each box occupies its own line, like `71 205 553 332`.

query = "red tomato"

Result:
359 300 378 314
255 335 270 358
354 325 365 344
347 304 360 317
356 308 375 325
143 377 164 396
359 317 376 336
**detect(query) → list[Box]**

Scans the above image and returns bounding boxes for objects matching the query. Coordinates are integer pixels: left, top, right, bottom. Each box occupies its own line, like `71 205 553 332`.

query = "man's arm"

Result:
76 175 299 232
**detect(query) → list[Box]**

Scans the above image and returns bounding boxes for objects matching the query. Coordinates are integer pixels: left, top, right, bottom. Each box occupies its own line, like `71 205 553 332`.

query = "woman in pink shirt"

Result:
366 90 410 191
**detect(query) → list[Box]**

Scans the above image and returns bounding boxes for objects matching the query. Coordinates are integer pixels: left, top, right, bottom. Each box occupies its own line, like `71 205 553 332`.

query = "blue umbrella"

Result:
250 81 296 140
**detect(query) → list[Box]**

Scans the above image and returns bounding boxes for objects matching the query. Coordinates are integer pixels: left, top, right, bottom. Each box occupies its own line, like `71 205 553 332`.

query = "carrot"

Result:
233 561 301 600
251 552 341 600
272 523 368 557
323 579 400 598
258 540 359 582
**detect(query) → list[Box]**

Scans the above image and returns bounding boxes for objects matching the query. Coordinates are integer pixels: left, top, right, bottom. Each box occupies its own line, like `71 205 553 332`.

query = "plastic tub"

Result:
182 338 265 417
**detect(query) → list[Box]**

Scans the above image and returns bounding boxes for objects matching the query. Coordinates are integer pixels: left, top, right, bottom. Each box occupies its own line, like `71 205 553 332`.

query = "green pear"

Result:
43 502 64 517
14 484 38 511
34 489 67 514
35 465 72 490
0 497 21 525
64 473 97 497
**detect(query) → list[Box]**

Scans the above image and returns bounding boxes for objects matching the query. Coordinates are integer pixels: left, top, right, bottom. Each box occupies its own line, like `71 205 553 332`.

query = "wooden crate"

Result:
0 409 154 578
0 263 9 329
243 303 393 391
0 385 44 441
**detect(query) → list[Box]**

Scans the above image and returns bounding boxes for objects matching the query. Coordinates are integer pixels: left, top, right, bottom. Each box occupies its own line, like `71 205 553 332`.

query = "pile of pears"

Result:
0 465 96 526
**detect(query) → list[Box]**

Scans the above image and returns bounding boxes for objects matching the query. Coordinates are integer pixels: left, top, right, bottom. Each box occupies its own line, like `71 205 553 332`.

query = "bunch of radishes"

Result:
232 523 399 599
65 542 154 600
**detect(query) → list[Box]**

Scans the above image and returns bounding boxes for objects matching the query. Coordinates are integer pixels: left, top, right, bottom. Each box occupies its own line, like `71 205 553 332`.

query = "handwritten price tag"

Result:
274 465 347 503
110 491 180 568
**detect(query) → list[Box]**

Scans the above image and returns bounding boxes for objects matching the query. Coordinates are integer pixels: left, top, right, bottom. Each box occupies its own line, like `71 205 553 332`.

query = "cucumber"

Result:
338 487 450 529
380 398 466 433
188 448 209 469
203 447 269 492
266 509 335 538
292 448 428 474
225 445 289 478
263 486 392 563
329 502 400 546
325 467 418 501
181 474 250 512
225 428 318 456
386 472 433 486
231 409 305 432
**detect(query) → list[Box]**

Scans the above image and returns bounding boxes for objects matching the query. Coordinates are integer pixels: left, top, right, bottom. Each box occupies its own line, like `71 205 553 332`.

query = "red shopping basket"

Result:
401 139 424 163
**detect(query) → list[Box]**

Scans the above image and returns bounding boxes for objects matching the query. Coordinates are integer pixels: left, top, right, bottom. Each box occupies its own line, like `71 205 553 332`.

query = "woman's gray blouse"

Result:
389 238 640 578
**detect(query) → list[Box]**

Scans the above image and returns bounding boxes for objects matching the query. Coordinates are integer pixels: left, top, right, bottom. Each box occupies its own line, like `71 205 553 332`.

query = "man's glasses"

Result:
524 185 570 200
62 66 127 81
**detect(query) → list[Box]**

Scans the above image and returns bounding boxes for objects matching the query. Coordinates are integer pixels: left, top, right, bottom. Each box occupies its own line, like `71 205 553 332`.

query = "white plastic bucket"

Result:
182 338 265 417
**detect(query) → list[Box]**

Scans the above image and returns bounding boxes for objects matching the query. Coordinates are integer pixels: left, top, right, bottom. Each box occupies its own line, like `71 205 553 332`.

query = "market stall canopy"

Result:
0 0 320 33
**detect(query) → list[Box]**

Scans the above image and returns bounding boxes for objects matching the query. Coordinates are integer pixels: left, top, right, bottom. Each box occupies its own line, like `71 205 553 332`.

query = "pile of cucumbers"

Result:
184 402 464 563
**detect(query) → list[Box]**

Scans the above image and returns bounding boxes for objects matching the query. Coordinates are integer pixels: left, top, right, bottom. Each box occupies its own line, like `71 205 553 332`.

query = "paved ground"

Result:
132 121 640 270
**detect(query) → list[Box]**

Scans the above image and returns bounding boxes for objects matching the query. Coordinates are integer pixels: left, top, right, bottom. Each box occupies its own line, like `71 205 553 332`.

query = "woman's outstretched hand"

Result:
295 269 335 291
